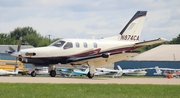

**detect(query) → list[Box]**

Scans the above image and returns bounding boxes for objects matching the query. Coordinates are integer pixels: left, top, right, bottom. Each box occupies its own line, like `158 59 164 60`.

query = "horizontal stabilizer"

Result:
135 38 168 47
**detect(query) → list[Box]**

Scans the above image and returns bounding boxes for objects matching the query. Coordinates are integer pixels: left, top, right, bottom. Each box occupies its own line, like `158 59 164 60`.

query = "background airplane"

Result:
8 11 167 78
57 65 123 78
120 66 154 76
28 67 49 77
0 66 19 76
95 66 123 78
154 66 180 78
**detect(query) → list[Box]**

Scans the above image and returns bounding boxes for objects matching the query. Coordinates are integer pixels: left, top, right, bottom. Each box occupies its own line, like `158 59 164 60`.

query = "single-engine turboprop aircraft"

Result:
9 11 167 78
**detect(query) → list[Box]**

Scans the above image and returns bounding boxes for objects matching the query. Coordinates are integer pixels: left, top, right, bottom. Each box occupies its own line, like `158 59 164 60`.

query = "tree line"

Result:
0 27 59 47
0 26 180 52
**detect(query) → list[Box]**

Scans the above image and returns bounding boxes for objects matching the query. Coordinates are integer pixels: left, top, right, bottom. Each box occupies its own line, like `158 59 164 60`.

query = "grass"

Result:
0 83 179 98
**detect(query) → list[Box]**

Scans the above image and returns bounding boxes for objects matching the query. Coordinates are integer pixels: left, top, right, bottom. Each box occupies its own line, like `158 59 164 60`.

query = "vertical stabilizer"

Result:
154 66 162 75
117 65 122 71
102 11 147 41
120 11 147 41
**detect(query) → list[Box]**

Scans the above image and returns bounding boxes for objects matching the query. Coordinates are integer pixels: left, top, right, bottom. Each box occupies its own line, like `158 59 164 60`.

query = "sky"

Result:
0 0 180 41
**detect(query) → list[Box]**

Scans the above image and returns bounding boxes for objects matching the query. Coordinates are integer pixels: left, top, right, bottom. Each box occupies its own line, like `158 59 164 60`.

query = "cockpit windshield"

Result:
49 40 65 47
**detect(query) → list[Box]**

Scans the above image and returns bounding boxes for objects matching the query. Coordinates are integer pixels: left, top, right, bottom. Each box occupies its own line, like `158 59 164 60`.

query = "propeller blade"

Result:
17 37 22 52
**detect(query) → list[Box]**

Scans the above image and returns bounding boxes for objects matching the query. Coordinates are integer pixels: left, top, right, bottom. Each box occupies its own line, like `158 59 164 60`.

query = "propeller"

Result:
15 37 22 72
17 37 22 52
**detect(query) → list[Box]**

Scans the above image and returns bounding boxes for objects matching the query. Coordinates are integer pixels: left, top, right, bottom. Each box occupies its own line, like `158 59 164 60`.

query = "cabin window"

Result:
93 42 97 48
50 41 65 47
75 42 80 48
63 42 73 49
83 42 88 48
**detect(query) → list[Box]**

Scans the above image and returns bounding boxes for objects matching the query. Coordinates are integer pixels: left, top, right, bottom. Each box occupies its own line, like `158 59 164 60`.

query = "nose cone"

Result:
11 52 21 57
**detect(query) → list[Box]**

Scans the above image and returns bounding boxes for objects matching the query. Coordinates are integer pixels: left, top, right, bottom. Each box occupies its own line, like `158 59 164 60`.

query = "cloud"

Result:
0 0 180 41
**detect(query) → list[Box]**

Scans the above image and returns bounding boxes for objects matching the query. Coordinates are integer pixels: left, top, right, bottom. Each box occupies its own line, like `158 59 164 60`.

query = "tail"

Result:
154 66 162 75
103 11 147 41
117 65 122 71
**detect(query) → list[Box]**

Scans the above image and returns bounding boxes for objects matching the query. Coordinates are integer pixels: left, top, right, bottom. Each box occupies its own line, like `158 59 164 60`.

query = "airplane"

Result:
70 68 89 77
58 65 123 78
8 11 167 78
28 67 49 77
154 66 180 78
0 66 19 76
95 66 123 78
122 68 147 76
120 65 154 76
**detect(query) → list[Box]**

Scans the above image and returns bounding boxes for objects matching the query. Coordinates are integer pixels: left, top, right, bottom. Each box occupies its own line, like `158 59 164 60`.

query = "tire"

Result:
87 71 94 79
50 70 56 77
31 71 36 77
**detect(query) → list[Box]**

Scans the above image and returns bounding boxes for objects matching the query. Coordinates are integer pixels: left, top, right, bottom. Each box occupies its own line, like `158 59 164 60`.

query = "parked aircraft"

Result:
95 66 123 78
0 66 19 76
28 67 49 77
154 66 180 78
120 66 153 76
8 11 167 78
123 69 147 76
58 66 123 78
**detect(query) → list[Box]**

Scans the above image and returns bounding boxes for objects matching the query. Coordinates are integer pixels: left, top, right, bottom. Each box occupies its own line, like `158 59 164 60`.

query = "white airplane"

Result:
122 68 147 76
95 66 123 78
120 66 154 76
9 11 167 78
0 67 19 76
28 67 49 77
154 66 180 77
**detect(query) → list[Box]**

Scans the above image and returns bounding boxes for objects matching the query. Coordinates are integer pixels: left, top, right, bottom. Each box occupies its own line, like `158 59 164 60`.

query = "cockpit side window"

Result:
63 42 73 49
51 41 65 47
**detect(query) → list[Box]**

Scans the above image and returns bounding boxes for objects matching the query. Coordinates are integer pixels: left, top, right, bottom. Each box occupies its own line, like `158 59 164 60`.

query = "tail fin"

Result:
117 65 122 71
154 66 162 75
103 11 147 41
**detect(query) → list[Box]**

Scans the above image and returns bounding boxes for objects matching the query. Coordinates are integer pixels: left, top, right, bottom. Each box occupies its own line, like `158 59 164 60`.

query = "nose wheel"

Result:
31 71 36 77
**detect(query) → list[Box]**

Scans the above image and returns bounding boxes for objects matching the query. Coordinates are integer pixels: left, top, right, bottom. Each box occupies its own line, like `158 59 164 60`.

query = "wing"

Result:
134 38 167 47
66 50 139 67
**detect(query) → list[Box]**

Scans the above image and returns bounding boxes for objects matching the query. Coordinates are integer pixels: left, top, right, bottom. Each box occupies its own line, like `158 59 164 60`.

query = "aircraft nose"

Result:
11 52 21 57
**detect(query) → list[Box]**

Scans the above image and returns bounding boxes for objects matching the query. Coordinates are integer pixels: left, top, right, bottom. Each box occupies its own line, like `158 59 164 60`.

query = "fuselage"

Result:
20 38 138 58
17 38 139 64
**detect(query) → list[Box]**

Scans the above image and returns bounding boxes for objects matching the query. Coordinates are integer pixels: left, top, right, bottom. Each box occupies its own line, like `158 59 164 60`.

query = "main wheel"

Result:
87 71 94 79
31 71 36 77
50 70 56 77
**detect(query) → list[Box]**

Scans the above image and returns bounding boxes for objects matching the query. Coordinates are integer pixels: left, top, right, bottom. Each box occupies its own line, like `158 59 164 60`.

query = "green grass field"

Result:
0 83 179 98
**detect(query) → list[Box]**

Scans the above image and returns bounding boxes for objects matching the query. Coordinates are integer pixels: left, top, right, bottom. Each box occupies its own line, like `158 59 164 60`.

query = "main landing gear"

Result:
87 71 94 79
49 65 56 77
50 70 56 77
86 62 95 79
